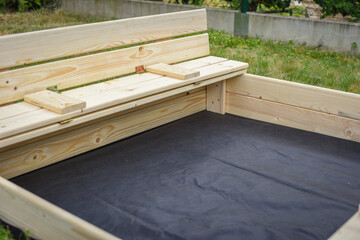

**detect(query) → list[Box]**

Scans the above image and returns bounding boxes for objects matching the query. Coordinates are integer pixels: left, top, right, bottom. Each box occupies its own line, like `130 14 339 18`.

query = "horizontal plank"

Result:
24 90 86 114
0 9 207 69
329 206 360 240
0 59 248 140
0 34 210 104
147 63 200 80
0 176 120 239
226 92 360 143
0 90 206 179
227 74 360 120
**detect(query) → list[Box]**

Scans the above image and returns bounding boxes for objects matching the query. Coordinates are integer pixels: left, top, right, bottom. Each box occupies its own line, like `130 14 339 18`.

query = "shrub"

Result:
0 0 58 12
315 0 360 22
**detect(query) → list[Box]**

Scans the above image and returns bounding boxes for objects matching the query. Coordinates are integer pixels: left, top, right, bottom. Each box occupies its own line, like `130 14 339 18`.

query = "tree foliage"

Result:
225 0 359 22
315 0 360 21
0 0 57 12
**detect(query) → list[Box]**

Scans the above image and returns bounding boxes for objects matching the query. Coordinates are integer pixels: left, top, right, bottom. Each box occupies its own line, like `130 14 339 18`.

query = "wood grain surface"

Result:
0 90 206 179
227 74 360 120
0 176 121 240
226 92 360 142
0 9 207 70
0 34 210 104
0 58 248 140
24 90 86 114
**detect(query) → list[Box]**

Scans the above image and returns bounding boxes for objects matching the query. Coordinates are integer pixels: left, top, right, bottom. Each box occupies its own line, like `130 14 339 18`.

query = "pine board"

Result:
227 74 360 120
0 34 210 104
24 90 86 114
330 207 360 240
0 90 206 179
0 176 120 240
226 92 360 143
0 9 207 69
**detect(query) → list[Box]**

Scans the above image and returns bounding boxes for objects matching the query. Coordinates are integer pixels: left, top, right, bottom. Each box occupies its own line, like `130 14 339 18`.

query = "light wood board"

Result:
227 74 360 120
207 80 226 114
330 206 360 240
0 9 207 70
0 59 248 140
0 90 206 179
0 34 210 104
24 90 86 114
0 176 121 240
226 92 360 143
147 63 200 80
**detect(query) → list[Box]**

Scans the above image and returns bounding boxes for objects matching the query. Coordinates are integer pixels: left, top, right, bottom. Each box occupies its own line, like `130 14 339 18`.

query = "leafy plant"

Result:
0 0 57 12
315 0 360 22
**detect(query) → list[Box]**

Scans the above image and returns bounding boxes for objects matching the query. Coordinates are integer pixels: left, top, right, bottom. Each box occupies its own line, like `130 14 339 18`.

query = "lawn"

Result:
0 9 359 94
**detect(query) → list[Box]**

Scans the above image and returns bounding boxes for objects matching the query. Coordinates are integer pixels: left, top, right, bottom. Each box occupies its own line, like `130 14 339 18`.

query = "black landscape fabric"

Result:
11 111 360 240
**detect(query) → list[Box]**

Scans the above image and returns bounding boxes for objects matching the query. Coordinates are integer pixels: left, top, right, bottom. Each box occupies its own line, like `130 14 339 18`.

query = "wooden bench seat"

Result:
0 57 247 147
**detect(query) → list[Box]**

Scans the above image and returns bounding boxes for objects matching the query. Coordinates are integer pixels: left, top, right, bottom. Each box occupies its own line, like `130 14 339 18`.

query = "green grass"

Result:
0 9 359 94
209 29 360 93
0 225 13 240
0 8 110 35
0 224 29 240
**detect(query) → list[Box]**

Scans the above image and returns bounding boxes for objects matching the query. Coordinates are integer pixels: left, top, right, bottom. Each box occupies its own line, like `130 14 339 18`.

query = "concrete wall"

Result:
248 12 360 54
60 0 239 34
60 0 360 53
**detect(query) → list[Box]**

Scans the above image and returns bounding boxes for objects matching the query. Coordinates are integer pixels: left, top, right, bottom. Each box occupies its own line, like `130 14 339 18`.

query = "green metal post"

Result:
241 0 248 13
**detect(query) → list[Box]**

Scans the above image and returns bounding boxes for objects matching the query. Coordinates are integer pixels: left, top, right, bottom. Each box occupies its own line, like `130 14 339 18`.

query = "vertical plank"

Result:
207 80 226 114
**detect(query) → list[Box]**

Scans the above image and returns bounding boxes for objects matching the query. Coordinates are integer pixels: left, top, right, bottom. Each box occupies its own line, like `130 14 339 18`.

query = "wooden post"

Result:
207 80 226 114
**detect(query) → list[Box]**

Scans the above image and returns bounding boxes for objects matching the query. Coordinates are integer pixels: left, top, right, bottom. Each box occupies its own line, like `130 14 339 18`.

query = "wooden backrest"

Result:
0 9 208 105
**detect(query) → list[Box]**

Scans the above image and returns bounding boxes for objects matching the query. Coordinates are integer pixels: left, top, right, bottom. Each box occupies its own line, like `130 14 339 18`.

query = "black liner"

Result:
11 111 360 240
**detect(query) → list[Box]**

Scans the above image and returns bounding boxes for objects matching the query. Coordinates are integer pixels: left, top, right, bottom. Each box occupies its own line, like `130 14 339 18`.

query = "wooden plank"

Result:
0 9 207 69
147 63 200 80
227 74 360 120
0 90 206 179
0 176 120 240
0 70 245 150
207 80 226 114
24 90 86 114
226 92 360 143
0 34 210 104
0 60 248 140
329 206 360 240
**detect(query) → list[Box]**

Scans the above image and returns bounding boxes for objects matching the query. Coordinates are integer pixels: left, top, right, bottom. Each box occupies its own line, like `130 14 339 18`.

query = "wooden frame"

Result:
0 9 359 240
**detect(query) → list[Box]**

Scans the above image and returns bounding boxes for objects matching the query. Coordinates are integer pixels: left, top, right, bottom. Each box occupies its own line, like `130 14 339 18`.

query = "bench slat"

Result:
0 59 248 140
0 9 207 70
0 34 210 105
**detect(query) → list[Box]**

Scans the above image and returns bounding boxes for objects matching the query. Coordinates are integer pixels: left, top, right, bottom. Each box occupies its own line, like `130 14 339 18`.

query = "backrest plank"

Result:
0 34 210 104
0 9 207 70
